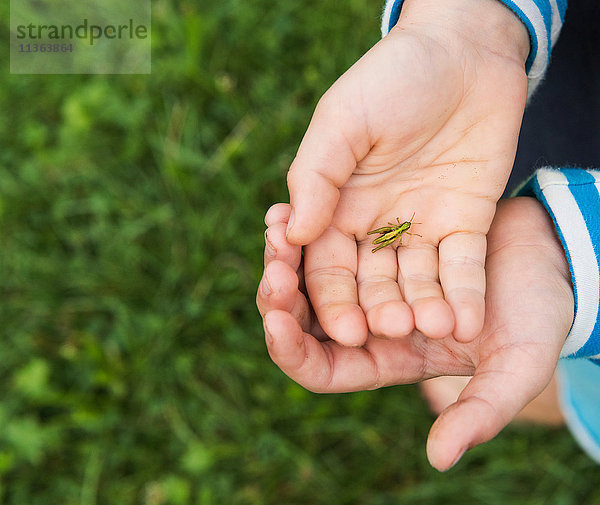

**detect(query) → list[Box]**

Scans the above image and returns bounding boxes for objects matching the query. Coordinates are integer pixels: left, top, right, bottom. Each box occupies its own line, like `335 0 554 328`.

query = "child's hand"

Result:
285 0 529 345
257 198 574 471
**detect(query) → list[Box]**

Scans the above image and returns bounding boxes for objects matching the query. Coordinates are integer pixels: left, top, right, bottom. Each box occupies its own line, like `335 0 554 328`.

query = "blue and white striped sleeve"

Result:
522 168 600 464
518 168 600 363
381 0 567 97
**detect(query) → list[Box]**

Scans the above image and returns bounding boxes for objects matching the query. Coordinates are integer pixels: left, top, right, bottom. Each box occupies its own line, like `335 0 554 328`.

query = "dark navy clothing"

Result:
509 0 600 194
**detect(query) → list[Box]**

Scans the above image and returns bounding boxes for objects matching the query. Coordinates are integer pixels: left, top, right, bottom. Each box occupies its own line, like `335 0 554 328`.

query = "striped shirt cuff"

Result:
518 168 600 361
381 0 567 97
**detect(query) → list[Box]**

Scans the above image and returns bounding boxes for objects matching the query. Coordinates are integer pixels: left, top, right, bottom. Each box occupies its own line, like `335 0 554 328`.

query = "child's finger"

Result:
397 243 455 340
264 222 302 271
286 89 371 246
304 227 368 347
264 310 427 392
356 240 413 338
257 260 298 317
265 203 292 227
257 260 313 333
264 203 296 268
265 310 380 392
260 212 325 337
438 232 486 343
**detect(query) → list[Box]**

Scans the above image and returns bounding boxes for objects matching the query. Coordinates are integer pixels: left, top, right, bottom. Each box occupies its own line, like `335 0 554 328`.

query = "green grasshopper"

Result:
367 213 421 253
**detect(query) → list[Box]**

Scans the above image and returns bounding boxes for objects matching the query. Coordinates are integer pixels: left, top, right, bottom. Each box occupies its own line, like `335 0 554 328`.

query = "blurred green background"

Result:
1 0 598 503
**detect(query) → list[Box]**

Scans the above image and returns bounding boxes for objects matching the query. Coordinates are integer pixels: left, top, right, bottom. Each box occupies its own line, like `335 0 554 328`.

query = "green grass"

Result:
1 0 599 503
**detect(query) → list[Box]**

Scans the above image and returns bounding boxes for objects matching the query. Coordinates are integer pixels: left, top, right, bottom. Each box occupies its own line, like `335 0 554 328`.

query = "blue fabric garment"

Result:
518 167 600 463
509 4 600 460
517 168 600 360
558 359 600 463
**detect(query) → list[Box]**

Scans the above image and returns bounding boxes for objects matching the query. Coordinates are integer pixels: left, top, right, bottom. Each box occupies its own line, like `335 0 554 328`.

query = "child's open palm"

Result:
257 198 573 470
286 2 529 345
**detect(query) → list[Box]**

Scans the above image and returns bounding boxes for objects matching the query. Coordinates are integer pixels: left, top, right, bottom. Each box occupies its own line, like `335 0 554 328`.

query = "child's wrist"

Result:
397 0 530 67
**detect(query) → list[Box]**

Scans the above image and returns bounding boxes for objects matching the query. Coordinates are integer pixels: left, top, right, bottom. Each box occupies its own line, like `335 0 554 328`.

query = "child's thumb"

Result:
425 362 554 471
286 93 370 245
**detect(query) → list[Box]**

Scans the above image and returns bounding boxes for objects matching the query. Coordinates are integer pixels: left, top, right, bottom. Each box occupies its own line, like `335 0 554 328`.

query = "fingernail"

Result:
260 274 272 297
447 448 466 470
265 230 276 258
263 319 273 345
286 208 295 238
